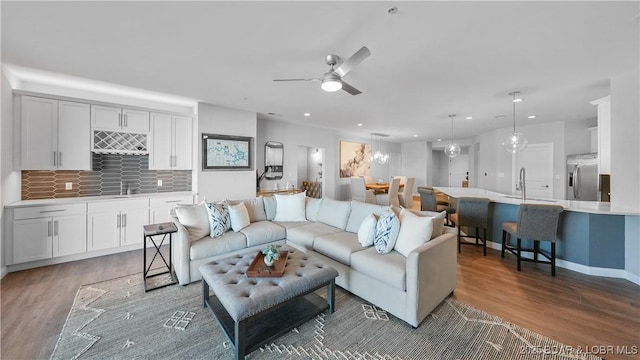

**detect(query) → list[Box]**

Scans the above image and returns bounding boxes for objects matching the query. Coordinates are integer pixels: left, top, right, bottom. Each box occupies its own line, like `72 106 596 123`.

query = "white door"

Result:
58 101 91 170
149 113 173 169
514 143 554 199
88 212 120 251
122 109 150 132
52 215 87 257
173 115 193 170
120 209 149 246
450 154 469 187
13 218 53 263
91 105 122 130
21 96 58 170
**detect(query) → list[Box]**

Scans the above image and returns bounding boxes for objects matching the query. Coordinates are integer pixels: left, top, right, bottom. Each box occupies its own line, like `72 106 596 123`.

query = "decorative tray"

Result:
246 251 289 278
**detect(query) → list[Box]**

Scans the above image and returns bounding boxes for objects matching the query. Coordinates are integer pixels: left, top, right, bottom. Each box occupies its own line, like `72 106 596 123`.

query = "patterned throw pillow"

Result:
205 202 231 238
374 209 401 254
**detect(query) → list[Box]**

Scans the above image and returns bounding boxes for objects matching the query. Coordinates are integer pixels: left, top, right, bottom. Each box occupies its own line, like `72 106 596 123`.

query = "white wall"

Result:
401 141 427 192
197 102 257 202
1 71 21 277
610 68 640 212
564 117 597 157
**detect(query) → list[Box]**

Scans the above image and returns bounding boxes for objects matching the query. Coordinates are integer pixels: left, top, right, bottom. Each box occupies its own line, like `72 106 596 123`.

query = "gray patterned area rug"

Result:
51 274 600 360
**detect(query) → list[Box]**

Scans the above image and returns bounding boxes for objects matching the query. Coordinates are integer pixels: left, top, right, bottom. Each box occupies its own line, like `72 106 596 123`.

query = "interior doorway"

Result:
513 143 554 199
297 146 324 198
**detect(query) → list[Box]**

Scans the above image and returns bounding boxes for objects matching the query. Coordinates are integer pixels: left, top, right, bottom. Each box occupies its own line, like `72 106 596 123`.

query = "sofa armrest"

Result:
405 231 457 327
171 215 192 285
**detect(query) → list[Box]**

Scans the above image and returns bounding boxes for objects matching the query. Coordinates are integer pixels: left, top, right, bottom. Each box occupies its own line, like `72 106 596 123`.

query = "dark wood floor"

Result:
2 244 639 359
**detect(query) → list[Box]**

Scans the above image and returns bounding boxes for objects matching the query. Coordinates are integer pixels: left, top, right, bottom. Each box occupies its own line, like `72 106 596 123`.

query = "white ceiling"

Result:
2 1 638 144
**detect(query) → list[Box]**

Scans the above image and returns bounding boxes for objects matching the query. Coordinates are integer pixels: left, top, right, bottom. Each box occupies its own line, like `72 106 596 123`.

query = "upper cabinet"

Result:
149 113 193 170
91 105 150 133
20 96 91 170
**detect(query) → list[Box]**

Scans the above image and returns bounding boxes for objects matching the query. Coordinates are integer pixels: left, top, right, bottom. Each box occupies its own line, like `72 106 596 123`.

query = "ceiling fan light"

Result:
321 78 342 92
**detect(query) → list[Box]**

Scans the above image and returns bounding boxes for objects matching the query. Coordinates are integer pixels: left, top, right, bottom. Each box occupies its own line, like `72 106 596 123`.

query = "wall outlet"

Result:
157 180 163 187
65 182 73 190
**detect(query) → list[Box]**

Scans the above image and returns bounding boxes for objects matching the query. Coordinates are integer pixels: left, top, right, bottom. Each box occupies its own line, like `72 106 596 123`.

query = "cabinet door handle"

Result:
165 200 181 203
118 113 122 127
58 152 62 167
48 221 52 237
124 113 128 127
122 213 127 227
40 209 65 213
54 220 58 236
117 214 121 228
53 151 57 166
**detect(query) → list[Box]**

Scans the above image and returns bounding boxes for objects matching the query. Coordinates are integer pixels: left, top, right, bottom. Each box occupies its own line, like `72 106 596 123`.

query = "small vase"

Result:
264 257 275 267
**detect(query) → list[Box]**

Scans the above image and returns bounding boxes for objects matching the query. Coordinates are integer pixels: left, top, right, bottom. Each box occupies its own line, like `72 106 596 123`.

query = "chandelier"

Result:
501 91 528 153
371 133 389 164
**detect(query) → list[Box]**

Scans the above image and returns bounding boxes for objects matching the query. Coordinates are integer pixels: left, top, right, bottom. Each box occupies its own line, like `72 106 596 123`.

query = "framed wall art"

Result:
339 140 371 178
202 133 252 170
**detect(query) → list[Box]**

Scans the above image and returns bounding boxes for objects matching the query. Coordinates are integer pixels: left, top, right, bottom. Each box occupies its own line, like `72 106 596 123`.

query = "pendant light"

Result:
371 133 389 164
501 91 528 153
444 114 461 158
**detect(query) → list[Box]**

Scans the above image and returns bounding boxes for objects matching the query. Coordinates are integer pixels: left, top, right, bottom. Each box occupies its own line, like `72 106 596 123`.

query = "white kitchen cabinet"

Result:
11 203 87 264
149 195 194 224
91 105 150 133
20 96 91 170
87 199 149 251
149 113 193 170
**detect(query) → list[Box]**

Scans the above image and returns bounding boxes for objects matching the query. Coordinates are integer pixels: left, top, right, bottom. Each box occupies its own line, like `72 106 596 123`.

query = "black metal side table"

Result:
143 222 178 292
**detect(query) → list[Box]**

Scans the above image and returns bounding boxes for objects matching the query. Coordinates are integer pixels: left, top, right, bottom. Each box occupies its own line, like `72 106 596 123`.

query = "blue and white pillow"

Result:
205 202 231 238
374 209 401 254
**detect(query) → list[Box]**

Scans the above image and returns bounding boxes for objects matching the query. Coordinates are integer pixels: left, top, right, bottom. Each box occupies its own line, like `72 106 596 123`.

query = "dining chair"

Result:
450 197 490 255
501 204 564 276
350 177 376 204
364 175 374 184
376 177 401 207
398 177 415 208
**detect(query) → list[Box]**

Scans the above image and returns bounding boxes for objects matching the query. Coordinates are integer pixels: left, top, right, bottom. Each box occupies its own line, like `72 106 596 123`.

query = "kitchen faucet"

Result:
517 167 526 201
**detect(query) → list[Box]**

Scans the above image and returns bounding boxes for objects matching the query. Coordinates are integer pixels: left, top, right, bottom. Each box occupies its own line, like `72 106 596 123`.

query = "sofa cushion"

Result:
205 202 231 238
227 197 267 223
174 201 210 242
394 209 434 257
263 196 277 221
190 231 247 260
240 221 286 247
351 247 407 291
358 213 378 247
408 209 446 238
286 222 342 249
317 198 351 230
229 203 250 232
305 197 323 222
374 209 401 254
272 221 309 230
313 232 362 266
274 192 306 222
346 201 388 233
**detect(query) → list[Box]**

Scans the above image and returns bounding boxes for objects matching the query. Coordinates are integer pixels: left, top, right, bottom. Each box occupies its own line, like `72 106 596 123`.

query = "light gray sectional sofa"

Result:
171 195 457 327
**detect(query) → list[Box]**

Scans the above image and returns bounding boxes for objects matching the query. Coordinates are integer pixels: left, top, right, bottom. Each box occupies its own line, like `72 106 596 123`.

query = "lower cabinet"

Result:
12 204 87 264
149 195 194 224
88 199 149 251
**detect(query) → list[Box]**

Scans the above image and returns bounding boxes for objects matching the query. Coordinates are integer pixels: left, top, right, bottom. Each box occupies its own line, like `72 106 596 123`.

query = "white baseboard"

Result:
469 239 640 286
0 266 7 280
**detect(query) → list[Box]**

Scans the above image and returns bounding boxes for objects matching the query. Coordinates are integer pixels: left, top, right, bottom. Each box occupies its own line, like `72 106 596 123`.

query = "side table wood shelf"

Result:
143 222 178 292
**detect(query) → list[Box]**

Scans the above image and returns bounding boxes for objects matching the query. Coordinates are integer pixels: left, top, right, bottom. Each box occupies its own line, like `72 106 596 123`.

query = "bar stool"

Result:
501 204 564 276
449 197 490 256
417 187 456 226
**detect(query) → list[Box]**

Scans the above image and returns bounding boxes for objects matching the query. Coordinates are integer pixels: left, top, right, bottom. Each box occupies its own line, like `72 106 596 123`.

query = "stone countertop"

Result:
4 191 195 208
434 187 639 216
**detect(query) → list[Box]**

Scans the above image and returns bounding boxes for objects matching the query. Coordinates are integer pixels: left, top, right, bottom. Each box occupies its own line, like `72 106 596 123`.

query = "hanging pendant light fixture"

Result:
444 114 461 158
501 91 528 153
371 133 389 164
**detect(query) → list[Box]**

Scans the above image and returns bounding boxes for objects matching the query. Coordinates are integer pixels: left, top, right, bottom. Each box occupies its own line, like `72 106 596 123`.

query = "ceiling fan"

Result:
273 46 371 95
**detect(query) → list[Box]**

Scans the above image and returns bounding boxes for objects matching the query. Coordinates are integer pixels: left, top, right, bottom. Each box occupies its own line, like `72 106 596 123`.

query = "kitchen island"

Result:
435 187 639 284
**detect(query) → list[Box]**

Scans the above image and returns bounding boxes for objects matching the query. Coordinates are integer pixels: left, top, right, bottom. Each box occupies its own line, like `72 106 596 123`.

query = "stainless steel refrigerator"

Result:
567 153 598 201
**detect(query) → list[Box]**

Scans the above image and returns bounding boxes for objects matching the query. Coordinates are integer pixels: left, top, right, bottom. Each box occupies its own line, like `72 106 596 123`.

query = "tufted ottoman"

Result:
199 246 338 359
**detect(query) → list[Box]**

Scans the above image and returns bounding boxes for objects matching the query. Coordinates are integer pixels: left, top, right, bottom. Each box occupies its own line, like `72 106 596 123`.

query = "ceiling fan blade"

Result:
334 46 371 77
341 81 362 96
273 78 321 82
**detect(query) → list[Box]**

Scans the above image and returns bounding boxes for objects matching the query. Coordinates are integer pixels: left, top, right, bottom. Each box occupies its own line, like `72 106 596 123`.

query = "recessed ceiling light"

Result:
357 123 363 127
437 138 442 142
413 134 418 137
465 116 473 120
303 113 311 117
528 115 536 119
512 98 523 103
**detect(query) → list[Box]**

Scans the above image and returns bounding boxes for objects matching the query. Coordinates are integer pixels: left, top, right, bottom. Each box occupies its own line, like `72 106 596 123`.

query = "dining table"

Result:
366 182 404 194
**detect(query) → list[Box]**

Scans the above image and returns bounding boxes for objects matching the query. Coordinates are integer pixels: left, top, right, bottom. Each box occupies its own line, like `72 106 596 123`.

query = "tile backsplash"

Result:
21 153 192 200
